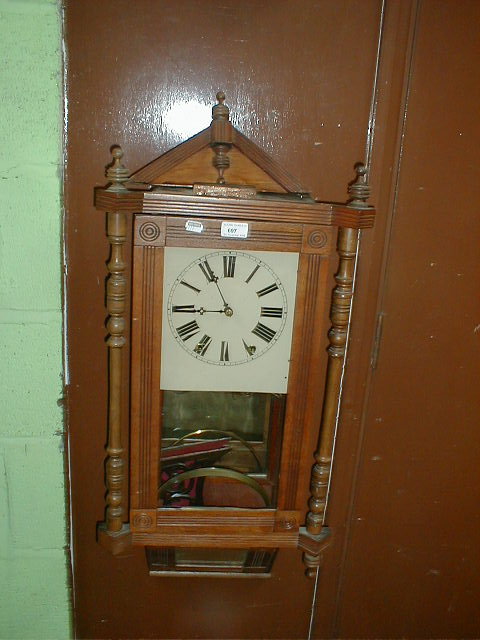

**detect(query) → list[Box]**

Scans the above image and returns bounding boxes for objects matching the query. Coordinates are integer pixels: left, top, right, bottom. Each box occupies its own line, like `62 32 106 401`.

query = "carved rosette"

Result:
139 221 161 243
133 512 154 530
307 229 328 249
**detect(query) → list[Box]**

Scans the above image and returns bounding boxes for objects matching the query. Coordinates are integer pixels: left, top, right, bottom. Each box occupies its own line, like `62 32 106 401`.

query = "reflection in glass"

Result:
159 391 285 509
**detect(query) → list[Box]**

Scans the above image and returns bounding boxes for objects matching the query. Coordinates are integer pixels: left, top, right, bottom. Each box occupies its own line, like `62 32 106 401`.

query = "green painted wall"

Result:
0 0 71 637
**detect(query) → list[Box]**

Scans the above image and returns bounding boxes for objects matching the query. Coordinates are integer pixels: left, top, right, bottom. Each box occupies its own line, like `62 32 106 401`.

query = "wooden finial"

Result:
212 91 230 121
210 92 232 184
106 146 129 192
347 162 371 208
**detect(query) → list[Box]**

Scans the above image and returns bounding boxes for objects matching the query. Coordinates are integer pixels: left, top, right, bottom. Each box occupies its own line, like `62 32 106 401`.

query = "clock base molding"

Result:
146 546 277 577
97 520 332 576
94 93 374 577
97 523 132 556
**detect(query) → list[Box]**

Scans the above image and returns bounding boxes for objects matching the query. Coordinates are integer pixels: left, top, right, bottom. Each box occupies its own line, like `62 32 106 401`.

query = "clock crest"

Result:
95 93 375 577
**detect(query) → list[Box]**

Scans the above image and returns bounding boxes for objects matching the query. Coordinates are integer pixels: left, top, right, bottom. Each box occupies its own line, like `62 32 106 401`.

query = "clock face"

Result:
167 251 288 366
161 247 299 393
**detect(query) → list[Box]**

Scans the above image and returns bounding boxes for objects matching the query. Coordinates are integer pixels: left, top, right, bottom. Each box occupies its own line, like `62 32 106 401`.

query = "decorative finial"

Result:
209 92 232 184
212 91 230 121
347 162 371 208
106 145 129 192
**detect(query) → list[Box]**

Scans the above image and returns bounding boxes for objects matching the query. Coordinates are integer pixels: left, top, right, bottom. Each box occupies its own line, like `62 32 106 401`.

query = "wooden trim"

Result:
132 531 299 549
143 191 333 224
233 129 309 193
332 204 376 229
149 508 300 532
128 128 211 184
104 211 128 532
303 226 359 575
165 216 304 252
126 123 310 194
278 253 324 508
96 189 376 230
130 242 164 509
134 217 166 247
95 188 144 212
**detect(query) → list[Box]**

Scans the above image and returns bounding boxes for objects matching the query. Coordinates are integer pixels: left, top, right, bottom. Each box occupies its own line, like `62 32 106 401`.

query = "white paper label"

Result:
220 221 249 239
185 220 204 234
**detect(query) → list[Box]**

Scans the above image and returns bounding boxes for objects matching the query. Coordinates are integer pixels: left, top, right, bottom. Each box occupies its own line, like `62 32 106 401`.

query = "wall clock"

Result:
95 93 375 576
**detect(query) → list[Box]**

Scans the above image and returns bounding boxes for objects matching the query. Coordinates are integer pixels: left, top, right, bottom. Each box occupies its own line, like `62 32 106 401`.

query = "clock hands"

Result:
197 307 231 315
198 259 231 311
171 251 290 365
173 305 232 315
242 339 256 356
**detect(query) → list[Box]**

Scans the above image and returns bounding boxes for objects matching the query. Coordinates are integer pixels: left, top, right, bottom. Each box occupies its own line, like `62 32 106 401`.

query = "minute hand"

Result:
213 279 229 308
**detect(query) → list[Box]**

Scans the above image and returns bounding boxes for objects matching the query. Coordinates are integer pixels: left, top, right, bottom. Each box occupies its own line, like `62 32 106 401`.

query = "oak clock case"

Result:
95 93 375 577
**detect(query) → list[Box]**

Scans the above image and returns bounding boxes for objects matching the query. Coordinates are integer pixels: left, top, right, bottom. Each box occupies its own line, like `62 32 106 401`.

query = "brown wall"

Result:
326 2 480 636
65 1 480 638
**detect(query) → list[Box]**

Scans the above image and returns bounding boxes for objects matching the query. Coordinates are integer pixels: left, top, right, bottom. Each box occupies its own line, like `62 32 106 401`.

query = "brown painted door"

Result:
65 1 480 638
320 2 480 637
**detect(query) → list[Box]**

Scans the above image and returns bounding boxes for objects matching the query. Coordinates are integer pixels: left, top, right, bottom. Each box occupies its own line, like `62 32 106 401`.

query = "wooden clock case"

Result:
95 93 375 577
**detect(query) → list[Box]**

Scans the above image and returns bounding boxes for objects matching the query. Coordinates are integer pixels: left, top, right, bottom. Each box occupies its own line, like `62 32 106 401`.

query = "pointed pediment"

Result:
127 94 309 195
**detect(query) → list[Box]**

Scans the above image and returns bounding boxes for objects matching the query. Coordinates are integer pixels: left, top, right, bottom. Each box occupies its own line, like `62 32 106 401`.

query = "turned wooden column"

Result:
104 147 129 533
303 164 371 576
210 91 233 184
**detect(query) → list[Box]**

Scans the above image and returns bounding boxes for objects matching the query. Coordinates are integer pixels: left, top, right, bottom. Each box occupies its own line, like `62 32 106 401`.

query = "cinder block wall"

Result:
0 0 71 637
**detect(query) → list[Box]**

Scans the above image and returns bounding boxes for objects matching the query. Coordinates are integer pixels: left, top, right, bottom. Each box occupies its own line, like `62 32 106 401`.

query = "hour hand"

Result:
172 305 225 315
197 307 226 315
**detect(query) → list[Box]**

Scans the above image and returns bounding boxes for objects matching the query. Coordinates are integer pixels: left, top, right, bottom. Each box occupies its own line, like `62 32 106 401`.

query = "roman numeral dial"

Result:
167 250 290 366
261 307 283 318
223 255 236 278
252 322 276 343
256 283 279 297
176 320 200 341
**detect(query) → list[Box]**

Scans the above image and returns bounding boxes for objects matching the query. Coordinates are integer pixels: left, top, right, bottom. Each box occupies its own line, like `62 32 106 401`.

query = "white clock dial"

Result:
167 251 287 366
161 247 299 394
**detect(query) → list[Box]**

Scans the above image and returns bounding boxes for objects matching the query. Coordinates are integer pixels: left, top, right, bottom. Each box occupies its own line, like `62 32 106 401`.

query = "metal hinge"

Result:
370 311 385 370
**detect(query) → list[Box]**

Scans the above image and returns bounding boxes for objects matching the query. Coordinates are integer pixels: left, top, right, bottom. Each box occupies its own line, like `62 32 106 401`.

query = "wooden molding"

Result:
130 243 163 509
132 531 299 549
97 523 132 556
305 227 359 546
95 189 375 230
104 211 128 533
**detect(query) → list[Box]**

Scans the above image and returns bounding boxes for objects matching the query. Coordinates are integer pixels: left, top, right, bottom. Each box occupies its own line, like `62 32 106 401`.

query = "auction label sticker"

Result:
220 221 249 239
185 220 204 234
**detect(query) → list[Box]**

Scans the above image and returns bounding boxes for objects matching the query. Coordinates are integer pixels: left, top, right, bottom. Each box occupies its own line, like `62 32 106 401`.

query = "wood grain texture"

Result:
233 129 308 193
65 1 383 637
278 253 323 509
130 242 163 509
165 215 304 251
104 210 128 532
134 216 166 247
127 101 308 192
132 531 299 549
143 190 333 223
304 226 358 576
129 128 211 184
152 146 288 192
307 228 358 530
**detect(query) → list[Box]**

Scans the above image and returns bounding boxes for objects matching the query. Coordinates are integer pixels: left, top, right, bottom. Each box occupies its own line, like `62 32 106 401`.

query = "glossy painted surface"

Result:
333 2 480 636
66 0 480 638
65 1 381 638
